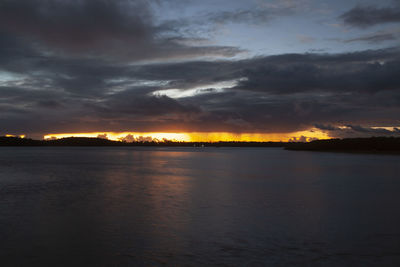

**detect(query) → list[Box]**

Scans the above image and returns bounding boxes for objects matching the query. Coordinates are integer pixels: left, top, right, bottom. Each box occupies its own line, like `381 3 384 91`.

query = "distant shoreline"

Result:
0 136 285 147
284 137 400 154
1 136 400 154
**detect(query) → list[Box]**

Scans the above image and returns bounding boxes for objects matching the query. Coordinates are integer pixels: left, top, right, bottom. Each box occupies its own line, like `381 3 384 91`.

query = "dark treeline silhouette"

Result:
0 136 285 147
285 137 400 153
2 136 400 152
0 136 43 146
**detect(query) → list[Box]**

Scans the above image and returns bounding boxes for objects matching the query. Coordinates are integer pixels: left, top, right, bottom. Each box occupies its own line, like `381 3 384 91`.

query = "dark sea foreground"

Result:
0 147 399 266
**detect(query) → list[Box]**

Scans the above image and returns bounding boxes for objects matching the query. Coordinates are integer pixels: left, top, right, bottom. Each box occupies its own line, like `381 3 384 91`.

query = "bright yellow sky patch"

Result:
5 134 26 138
43 128 330 142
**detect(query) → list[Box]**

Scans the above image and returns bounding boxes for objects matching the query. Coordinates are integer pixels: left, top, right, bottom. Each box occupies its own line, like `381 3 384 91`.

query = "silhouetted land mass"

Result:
285 137 400 153
0 136 284 147
2 136 400 152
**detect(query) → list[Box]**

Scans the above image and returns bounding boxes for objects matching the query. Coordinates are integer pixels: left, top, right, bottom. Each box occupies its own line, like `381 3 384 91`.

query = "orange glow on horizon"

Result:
44 132 192 142
5 134 26 138
43 129 330 142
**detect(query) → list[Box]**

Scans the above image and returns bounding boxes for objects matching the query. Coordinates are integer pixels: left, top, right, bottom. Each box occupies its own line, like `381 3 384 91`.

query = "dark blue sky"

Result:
0 0 399 139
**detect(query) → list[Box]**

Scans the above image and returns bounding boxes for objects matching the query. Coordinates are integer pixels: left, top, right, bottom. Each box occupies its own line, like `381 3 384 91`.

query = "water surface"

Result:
1 147 399 266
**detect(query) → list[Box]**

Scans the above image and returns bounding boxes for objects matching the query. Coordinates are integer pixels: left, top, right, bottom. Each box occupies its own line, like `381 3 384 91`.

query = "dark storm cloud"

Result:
178 91 337 133
131 48 400 134
340 4 400 27
0 0 152 53
0 31 47 74
0 0 241 61
119 47 400 94
3 47 400 136
234 51 400 94
0 88 201 135
206 9 288 25
343 32 398 44
95 87 200 117
315 124 400 139
205 0 310 25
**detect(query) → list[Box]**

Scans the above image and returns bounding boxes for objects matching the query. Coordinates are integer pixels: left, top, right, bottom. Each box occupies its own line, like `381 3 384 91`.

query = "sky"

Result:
1 0 400 141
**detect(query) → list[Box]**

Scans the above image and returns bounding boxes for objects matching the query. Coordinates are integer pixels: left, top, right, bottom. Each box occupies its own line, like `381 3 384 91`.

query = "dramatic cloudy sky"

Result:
1 0 400 140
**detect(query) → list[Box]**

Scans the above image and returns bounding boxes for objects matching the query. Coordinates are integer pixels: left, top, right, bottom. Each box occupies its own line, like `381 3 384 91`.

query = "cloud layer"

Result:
1 0 400 139
340 3 400 28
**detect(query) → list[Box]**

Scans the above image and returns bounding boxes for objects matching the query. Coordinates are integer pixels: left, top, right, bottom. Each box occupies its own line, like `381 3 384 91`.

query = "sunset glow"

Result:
5 134 26 138
44 132 192 142
43 129 330 142
2 0 400 265
1 0 400 141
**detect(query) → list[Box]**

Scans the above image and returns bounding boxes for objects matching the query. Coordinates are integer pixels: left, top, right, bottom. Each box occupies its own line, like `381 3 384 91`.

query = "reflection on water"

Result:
0 147 400 266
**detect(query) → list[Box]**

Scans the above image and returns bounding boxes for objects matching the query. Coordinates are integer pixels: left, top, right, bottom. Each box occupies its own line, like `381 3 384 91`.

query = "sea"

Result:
0 147 399 266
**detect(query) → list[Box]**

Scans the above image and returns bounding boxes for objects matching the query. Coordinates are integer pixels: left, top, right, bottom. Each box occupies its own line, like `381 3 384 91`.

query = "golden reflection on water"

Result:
2 147 400 265
99 150 196 256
